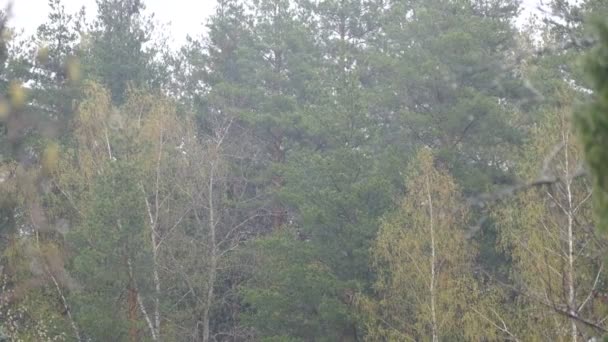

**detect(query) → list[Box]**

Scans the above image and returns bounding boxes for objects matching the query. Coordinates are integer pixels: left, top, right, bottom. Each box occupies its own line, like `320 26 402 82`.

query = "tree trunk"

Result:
564 132 577 342
271 135 285 230
426 175 439 342
202 163 218 342
128 281 139 342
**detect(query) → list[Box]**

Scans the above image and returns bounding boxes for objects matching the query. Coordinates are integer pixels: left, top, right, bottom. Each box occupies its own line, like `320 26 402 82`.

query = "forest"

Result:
1 0 608 340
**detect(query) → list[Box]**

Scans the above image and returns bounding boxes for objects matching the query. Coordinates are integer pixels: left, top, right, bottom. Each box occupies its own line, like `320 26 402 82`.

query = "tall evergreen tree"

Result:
577 20 608 233
27 0 84 116
240 1 394 339
83 0 168 104
368 0 524 192
1 0 607 340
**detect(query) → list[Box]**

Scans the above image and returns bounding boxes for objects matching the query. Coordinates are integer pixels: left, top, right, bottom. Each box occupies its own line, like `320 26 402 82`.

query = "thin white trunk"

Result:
48 270 82 342
426 175 438 342
142 188 162 340
31 212 82 342
202 162 217 342
153 125 163 337
152 232 161 338
564 130 577 342
567 202 577 342
103 124 112 160
200 121 232 342
128 257 158 341
138 123 166 339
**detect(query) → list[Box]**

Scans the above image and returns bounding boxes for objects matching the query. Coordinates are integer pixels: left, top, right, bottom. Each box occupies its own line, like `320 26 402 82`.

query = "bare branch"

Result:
45 264 82 342
472 307 520 342
127 257 158 341
578 263 603 312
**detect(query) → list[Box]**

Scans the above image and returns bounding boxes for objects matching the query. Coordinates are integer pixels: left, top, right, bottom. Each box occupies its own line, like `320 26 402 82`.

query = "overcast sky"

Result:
0 0 217 47
1 0 542 48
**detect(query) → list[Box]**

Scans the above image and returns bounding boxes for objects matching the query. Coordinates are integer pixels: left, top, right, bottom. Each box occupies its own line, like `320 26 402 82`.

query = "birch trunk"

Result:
564 131 577 342
426 175 439 342
202 161 217 342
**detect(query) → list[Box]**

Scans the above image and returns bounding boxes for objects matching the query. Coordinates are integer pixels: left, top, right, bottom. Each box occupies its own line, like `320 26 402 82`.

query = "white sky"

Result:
1 0 544 48
0 0 218 47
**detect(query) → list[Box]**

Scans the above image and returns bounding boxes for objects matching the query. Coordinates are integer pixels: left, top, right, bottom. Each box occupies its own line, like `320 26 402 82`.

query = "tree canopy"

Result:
1 0 608 341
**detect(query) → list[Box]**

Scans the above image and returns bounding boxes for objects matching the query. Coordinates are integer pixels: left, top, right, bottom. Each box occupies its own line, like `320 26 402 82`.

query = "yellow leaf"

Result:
42 142 60 175
66 56 81 82
37 45 50 64
8 81 27 109
0 99 9 120
1 29 12 43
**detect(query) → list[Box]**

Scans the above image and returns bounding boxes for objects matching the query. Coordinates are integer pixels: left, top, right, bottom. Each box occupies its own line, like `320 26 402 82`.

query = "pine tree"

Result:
240 1 394 339
577 20 608 233
83 0 168 104
367 0 524 192
61 83 191 341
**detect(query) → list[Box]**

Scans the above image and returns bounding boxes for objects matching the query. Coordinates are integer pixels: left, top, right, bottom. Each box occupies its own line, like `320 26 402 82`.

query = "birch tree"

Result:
364 149 485 341
495 100 608 341
64 83 192 341
156 111 267 341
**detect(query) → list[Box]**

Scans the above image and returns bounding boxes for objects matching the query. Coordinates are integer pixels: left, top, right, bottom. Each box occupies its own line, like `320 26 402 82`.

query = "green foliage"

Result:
67 160 147 339
366 0 523 193
0 246 72 342
577 20 608 232
363 149 492 341
2 0 608 340
241 232 355 341
83 0 168 104
496 101 608 340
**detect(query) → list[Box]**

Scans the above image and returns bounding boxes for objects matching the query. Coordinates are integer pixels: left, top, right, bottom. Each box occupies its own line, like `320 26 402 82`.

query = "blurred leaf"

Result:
0 99 9 120
36 45 49 65
66 56 81 82
8 81 26 109
41 142 60 175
